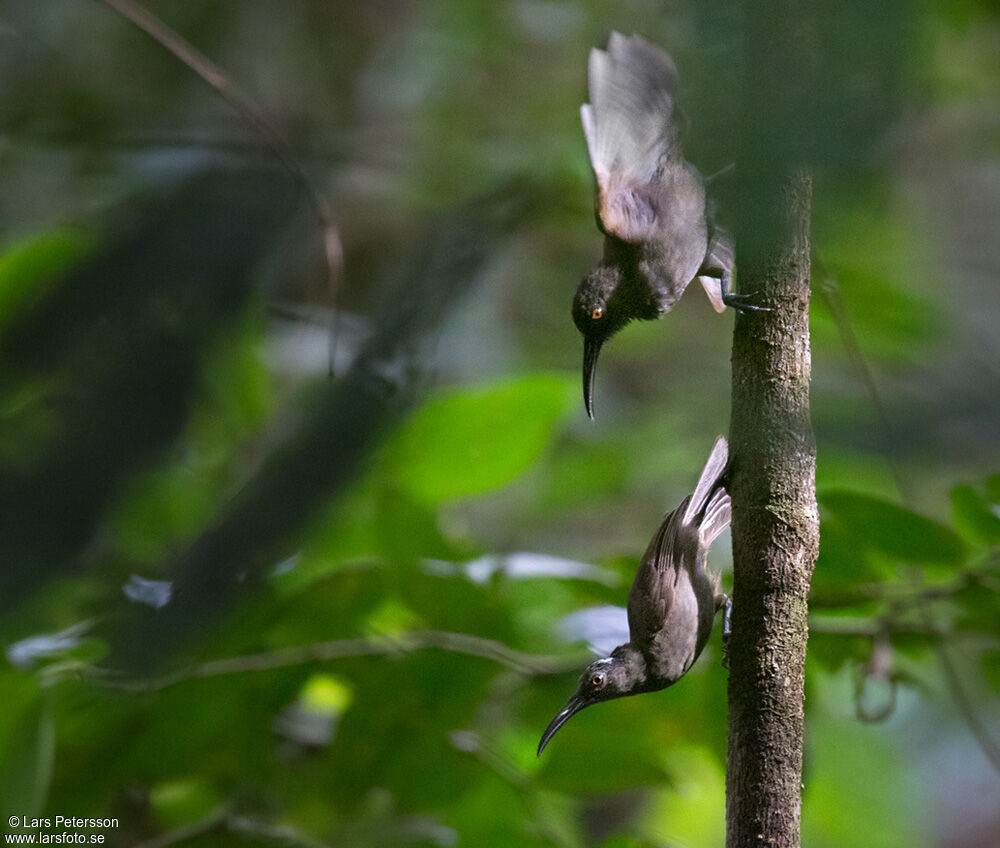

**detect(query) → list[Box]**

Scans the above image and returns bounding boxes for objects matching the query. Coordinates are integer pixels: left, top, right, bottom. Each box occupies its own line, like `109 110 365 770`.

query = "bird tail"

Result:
580 32 680 184
697 225 735 314
681 436 731 547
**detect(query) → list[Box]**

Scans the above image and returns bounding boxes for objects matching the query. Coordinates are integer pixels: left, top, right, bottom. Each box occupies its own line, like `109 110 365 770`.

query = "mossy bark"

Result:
726 172 818 848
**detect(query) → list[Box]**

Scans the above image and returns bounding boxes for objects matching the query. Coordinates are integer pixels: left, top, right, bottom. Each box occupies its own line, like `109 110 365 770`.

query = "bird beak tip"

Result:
537 694 587 756
582 337 602 421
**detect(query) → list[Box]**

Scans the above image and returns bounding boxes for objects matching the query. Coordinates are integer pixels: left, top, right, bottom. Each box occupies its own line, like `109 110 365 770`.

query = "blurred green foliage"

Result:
0 0 998 847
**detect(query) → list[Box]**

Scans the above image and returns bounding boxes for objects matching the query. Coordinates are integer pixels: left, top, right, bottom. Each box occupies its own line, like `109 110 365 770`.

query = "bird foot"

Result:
722 291 770 314
718 271 771 314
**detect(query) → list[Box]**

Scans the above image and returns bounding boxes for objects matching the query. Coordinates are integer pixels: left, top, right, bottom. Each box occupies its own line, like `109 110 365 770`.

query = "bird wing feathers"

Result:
682 436 729 526
581 32 681 244
626 438 730 644
627 503 682 646
698 486 732 548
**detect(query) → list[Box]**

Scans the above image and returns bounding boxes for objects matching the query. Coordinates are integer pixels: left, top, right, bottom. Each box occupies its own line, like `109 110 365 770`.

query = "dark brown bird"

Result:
573 33 764 418
537 436 732 755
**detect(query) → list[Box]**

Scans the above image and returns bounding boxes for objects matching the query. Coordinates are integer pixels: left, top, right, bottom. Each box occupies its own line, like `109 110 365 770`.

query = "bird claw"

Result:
718 271 771 314
722 291 771 314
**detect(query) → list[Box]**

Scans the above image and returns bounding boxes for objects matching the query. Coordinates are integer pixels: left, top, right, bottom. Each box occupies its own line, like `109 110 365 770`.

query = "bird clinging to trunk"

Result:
573 33 764 419
537 436 732 755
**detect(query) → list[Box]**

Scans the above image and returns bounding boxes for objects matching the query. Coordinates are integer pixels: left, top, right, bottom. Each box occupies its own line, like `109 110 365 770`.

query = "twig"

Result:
813 256 910 501
94 0 344 365
936 640 1000 768
808 615 944 638
814 252 1000 776
95 630 579 693
811 566 994 610
133 809 332 848
226 815 332 848
450 729 576 848
132 810 227 848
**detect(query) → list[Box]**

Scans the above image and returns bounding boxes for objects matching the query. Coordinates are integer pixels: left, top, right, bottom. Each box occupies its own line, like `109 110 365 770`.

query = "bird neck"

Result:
610 642 656 693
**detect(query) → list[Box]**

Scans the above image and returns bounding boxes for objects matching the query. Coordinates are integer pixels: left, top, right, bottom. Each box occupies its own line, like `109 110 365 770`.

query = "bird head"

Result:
537 655 632 755
572 266 628 419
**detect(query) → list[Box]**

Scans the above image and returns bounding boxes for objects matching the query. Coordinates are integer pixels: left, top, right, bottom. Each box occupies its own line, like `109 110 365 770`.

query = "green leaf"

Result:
0 697 55 823
811 522 886 602
953 582 1000 635
985 474 1000 505
819 490 967 566
535 698 672 795
380 374 574 503
951 483 1000 546
646 746 726 848
983 650 1000 694
149 779 220 829
803 677 933 848
0 230 94 336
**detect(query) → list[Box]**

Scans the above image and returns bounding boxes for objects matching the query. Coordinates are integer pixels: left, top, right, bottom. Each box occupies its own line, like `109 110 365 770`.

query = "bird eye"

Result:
591 673 605 688
591 307 604 321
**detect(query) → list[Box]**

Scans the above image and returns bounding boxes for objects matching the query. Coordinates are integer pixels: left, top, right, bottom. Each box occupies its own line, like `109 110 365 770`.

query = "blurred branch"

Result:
811 564 1000 610
94 0 344 362
104 188 516 670
97 630 579 693
134 808 331 848
0 171 300 606
813 254 1000 776
937 640 1000 769
808 615 944 638
814 255 911 500
132 811 227 848
450 729 578 848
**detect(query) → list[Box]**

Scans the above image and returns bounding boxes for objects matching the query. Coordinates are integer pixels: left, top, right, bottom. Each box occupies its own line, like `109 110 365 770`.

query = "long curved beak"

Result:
582 337 603 420
537 693 589 756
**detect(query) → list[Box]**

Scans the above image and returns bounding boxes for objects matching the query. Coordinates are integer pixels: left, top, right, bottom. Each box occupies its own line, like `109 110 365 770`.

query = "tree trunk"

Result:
726 171 818 848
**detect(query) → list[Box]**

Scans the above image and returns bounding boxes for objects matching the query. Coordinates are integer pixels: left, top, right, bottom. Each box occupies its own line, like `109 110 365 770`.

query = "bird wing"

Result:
581 32 681 244
627 438 731 644
627 502 684 645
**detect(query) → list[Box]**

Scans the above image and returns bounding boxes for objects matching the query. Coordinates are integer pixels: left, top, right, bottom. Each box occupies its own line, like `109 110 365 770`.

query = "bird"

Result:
537 436 732 756
573 33 765 419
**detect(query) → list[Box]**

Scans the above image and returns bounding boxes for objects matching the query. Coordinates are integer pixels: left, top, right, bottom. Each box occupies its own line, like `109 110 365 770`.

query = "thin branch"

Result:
854 676 898 724
132 810 227 848
813 256 910 501
936 641 1000 768
226 815 333 848
814 253 1000 776
133 809 332 848
808 615 944 638
95 630 579 693
811 565 994 610
94 0 344 363
450 729 576 848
